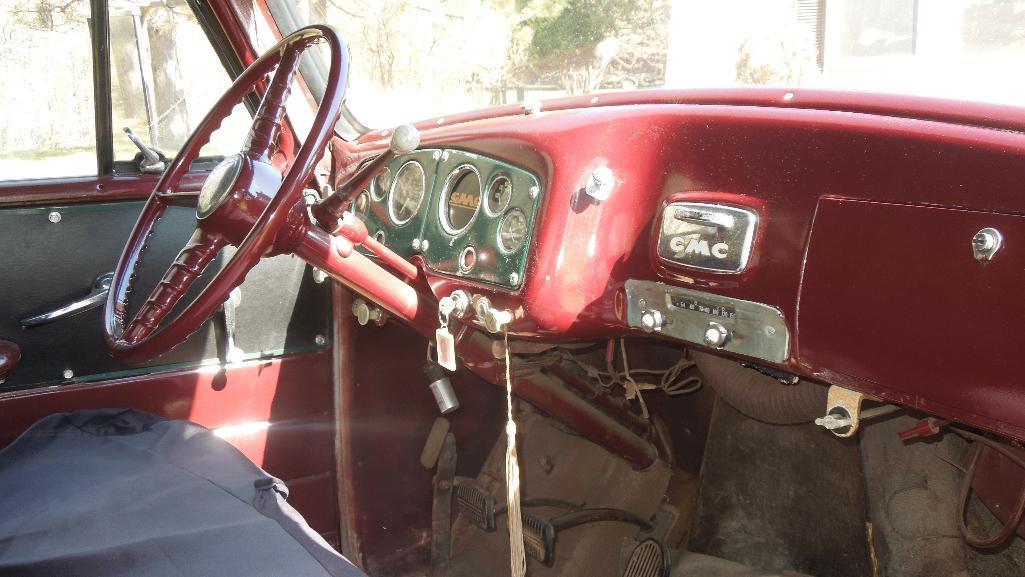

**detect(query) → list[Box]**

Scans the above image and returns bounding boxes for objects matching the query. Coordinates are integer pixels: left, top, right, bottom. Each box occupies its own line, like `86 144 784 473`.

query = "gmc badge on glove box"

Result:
657 202 757 274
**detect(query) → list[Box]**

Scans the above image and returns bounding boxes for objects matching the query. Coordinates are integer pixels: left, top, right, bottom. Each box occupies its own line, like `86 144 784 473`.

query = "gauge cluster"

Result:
352 148 542 289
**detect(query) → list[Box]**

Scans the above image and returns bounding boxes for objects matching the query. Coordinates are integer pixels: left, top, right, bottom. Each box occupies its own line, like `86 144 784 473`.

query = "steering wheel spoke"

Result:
154 190 200 207
123 228 227 345
242 46 303 162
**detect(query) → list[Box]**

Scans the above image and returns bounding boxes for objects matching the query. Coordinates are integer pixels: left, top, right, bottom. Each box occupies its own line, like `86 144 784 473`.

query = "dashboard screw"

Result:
421 239 430 251
62 369 74 380
509 272 520 285
529 185 540 198
314 334 327 346
441 151 450 162
311 268 327 284
412 238 422 250
48 211 62 224
433 150 441 160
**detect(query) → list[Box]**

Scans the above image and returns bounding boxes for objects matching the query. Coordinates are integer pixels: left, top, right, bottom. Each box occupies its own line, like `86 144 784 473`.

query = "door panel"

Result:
0 201 331 390
0 351 340 544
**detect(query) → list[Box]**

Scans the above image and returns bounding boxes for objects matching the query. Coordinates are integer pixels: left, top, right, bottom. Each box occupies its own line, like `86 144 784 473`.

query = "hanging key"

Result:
434 291 469 372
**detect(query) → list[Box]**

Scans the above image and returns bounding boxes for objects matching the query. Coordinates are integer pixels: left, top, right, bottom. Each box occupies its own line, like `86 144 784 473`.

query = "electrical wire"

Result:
944 426 1025 549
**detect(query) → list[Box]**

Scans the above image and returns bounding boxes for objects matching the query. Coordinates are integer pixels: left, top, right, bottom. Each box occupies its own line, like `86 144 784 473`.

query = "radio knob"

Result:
703 322 730 348
640 309 663 332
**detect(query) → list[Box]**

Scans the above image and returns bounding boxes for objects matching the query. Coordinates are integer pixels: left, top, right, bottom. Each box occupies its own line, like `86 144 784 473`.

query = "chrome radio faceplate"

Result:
625 280 790 363
656 202 757 273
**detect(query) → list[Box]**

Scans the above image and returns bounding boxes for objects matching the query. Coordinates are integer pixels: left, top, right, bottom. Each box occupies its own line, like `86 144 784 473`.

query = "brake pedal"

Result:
522 511 557 566
623 538 671 577
455 480 497 532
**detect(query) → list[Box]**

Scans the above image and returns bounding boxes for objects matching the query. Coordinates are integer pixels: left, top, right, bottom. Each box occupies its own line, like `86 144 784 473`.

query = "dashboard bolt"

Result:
312 268 327 284
529 185 540 198
433 150 441 160
314 334 327 346
421 239 430 251
412 238 422 250
62 369 74 380
441 151 450 162
509 272 520 285
48 211 62 224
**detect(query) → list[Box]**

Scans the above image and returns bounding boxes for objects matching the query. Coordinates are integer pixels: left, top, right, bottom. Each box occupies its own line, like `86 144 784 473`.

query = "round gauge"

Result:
485 175 513 215
441 165 482 234
354 190 369 215
388 161 425 225
372 167 391 200
498 208 528 253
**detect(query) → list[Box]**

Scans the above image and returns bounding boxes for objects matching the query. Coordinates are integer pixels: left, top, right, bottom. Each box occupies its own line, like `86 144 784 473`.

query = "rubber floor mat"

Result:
688 399 872 577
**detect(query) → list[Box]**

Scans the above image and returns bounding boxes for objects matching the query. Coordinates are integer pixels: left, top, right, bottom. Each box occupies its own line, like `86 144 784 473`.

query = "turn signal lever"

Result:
313 124 420 232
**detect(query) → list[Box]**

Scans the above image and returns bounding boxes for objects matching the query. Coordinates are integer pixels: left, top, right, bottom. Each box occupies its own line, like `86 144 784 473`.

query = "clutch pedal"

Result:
623 538 671 577
455 480 497 532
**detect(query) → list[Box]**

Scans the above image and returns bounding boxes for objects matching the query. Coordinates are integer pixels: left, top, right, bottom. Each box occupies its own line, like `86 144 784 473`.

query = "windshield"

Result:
280 0 1025 129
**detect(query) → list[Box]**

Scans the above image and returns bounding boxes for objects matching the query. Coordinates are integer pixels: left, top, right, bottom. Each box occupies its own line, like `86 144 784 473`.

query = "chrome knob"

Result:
390 124 420 155
484 308 514 333
584 165 614 201
703 321 730 348
639 309 663 332
972 227 1002 261
352 298 382 326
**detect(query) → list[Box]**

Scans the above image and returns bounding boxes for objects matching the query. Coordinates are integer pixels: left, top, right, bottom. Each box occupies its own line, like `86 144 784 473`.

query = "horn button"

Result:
197 154 245 219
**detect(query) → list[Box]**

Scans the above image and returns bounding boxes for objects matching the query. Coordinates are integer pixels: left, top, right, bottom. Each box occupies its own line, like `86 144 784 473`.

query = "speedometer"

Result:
498 208 527 253
441 165 481 234
388 161 425 225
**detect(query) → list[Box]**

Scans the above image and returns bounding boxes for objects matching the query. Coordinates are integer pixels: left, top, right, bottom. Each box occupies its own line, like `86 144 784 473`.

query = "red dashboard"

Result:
343 88 1025 442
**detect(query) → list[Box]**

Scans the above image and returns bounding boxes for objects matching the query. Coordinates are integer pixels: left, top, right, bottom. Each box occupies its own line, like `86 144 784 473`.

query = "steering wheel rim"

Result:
104 25 348 361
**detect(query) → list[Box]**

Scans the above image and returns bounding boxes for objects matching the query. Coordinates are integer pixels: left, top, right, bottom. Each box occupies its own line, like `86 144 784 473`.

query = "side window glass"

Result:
0 1 96 180
109 1 251 167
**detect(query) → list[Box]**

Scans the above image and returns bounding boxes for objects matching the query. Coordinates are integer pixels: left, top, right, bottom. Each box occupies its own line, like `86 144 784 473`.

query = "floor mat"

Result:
688 399 872 577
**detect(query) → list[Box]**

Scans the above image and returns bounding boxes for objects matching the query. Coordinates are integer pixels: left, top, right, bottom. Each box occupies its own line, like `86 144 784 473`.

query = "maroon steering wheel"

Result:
104 25 348 361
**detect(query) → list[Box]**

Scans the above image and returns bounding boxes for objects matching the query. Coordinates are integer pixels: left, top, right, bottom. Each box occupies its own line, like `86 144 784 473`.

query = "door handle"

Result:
21 272 114 329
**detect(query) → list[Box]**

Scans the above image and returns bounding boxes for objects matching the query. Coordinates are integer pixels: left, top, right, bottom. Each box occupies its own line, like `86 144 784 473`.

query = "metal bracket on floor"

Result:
430 433 457 574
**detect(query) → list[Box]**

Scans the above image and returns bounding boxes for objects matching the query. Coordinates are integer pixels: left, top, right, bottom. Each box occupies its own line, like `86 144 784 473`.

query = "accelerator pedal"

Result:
522 511 557 566
623 538 671 577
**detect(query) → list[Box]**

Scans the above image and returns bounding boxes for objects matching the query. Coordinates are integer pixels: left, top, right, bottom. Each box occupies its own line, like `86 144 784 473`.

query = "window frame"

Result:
91 0 256 178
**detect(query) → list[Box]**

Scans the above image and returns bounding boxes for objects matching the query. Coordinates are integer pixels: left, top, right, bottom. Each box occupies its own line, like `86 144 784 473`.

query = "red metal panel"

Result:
798 198 1025 440
360 87 1025 146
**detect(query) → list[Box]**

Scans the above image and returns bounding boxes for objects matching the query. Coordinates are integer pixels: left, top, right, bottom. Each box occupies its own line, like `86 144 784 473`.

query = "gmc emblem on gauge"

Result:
669 236 730 259
657 202 758 273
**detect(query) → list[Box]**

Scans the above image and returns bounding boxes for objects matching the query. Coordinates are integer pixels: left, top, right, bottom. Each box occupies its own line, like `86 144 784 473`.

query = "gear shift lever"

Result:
312 124 419 232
